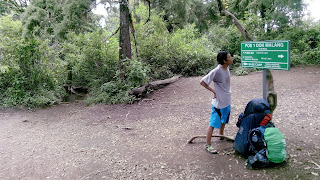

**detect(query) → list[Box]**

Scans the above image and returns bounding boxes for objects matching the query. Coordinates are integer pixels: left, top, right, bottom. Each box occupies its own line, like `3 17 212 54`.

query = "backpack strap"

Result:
259 113 272 126
236 113 244 127
246 148 270 169
264 122 275 128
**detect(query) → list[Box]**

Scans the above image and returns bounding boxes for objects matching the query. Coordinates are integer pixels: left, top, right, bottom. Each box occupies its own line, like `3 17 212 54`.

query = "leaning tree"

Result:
216 0 284 114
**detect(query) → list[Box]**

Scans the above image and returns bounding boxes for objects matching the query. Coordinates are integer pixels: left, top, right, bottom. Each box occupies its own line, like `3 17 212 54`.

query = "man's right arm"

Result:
200 80 216 98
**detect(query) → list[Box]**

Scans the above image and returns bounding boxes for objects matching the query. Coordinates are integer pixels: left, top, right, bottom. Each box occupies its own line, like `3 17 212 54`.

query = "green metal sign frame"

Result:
241 40 291 70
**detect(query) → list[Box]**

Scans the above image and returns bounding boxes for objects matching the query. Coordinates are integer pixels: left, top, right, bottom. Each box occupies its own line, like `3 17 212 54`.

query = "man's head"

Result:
217 50 232 65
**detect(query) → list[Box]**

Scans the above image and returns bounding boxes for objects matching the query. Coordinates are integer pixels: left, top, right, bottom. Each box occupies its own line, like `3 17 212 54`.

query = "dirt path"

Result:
1 67 320 180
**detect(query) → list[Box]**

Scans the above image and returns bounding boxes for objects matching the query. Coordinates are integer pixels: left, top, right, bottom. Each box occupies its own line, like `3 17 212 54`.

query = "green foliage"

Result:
56 0 96 39
235 67 249 76
134 4 216 79
265 23 320 66
0 0 27 17
168 24 216 76
85 59 149 105
149 0 219 32
208 5 320 68
22 0 96 41
205 23 245 56
62 30 119 88
134 7 172 79
0 15 23 67
22 0 62 39
1 1 320 108
229 0 304 29
242 12 266 40
61 30 150 105
85 84 138 105
0 16 65 108
124 59 150 86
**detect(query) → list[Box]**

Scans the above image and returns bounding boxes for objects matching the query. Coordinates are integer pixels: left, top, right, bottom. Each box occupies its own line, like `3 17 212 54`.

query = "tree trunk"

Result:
119 0 132 79
216 0 277 114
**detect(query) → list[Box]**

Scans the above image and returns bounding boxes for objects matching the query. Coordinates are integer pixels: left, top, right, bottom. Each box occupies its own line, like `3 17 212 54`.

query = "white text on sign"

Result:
244 42 284 48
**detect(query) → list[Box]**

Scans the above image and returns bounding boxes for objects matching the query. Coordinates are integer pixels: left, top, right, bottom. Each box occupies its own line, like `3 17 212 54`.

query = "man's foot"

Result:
205 144 218 154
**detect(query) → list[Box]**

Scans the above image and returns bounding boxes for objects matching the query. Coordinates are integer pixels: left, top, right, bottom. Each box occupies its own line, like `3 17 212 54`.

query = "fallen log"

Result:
129 75 182 97
63 85 89 94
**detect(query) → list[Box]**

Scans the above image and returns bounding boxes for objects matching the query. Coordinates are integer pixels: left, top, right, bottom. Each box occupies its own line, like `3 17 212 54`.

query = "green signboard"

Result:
241 40 290 70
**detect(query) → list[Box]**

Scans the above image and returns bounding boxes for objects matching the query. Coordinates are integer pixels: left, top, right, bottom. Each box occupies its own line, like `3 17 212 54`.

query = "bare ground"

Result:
0 67 320 180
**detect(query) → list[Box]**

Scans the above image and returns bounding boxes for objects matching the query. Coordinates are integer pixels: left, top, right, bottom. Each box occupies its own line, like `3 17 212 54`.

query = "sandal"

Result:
205 144 218 154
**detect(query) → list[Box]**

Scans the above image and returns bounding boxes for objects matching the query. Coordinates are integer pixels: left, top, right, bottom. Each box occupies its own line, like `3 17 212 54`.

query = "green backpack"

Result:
264 127 287 163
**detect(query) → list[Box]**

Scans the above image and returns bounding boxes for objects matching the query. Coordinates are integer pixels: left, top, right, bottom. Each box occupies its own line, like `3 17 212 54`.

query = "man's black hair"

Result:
217 50 230 65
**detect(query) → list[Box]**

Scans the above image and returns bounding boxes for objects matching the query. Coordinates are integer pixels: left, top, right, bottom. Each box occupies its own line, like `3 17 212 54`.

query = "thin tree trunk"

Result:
119 0 132 79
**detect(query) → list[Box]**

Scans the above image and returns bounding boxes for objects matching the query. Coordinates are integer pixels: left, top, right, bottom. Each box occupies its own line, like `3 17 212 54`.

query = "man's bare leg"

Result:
219 123 225 135
206 126 214 145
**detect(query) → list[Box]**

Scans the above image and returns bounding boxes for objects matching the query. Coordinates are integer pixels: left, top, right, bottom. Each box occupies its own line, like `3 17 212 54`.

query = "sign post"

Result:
240 40 290 100
263 69 267 100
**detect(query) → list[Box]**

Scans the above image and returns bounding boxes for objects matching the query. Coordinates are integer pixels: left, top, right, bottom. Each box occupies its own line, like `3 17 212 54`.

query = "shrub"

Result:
134 4 216 79
0 16 65 108
0 38 65 108
62 30 119 88
85 59 149 105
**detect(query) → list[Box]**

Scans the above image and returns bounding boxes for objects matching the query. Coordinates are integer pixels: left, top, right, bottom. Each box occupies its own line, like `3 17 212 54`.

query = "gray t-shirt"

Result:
201 65 231 109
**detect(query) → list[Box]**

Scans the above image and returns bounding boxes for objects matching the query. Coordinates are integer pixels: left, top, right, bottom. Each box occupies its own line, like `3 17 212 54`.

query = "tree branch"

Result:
223 10 253 41
216 0 252 41
144 0 151 25
88 1 104 13
104 27 119 42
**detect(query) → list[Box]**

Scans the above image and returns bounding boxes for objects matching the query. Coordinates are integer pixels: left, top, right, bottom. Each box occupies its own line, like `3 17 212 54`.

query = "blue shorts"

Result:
210 105 231 129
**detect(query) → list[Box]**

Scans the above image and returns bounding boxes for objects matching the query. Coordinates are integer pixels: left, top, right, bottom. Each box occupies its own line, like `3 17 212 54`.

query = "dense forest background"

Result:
0 0 319 108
